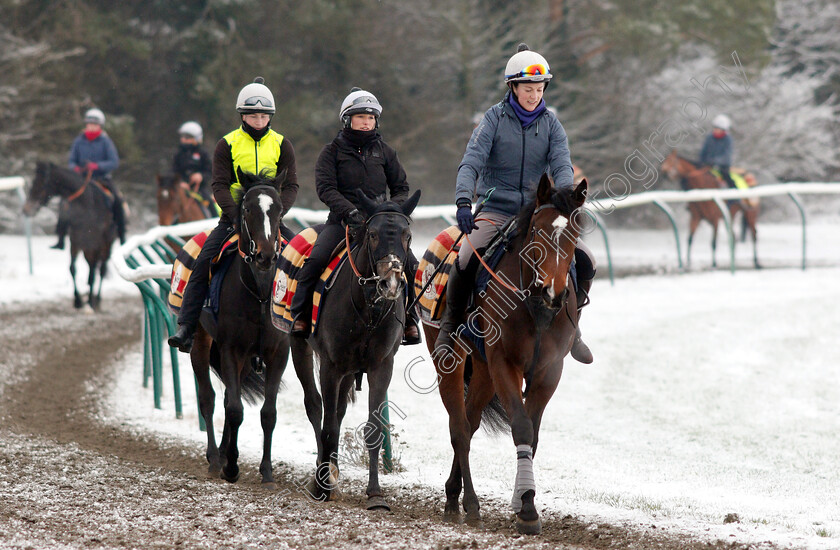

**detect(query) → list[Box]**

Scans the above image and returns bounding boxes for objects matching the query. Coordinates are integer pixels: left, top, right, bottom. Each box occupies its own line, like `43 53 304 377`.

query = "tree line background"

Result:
1 0 838 228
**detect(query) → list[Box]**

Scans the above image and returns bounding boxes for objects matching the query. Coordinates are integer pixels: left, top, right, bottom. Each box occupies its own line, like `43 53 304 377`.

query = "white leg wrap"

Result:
511 444 536 513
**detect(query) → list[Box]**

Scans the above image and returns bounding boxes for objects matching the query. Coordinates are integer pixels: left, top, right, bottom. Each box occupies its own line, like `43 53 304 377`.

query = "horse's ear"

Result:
401 189 421 217
274 168 287 187
155 174 162 185
573 178 588 207
355 189 378 216
236 166 247 189
537 173 552 206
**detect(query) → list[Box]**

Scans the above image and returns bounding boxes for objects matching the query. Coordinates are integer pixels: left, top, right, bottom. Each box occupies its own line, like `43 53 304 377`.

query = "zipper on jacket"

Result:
254 139 259 174
519 128 526 210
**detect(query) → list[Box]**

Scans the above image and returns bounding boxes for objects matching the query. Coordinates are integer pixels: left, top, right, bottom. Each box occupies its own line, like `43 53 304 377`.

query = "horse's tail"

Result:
463 356 510 436
208 343 265 406
240 368 266 406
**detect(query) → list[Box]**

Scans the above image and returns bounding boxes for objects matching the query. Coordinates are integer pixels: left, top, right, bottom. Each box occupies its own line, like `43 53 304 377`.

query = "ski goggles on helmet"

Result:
506 63 551 80
240 96 274 109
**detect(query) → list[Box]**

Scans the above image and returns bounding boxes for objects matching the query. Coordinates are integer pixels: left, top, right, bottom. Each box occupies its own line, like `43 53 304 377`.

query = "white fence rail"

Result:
113 182 840 284
1 176 33 274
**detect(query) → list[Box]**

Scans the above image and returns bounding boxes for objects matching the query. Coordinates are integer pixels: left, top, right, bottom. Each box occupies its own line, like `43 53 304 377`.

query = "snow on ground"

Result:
1 221 839 549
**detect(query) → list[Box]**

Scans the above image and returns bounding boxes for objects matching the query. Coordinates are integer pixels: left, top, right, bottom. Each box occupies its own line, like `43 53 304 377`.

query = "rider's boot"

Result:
51 214 69 250
570 277 594 364
402 273 421 345
433 266 472 356
112 196 127 245
168 322 195 354
291 311 312 338
290 291 313 338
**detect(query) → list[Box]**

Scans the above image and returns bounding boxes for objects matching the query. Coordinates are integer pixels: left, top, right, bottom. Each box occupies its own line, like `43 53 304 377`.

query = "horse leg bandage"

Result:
511 444 536 513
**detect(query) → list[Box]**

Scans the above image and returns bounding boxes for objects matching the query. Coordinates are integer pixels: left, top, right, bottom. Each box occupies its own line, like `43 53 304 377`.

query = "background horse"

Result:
422 175 588 535
156 172 209 226
290 190 421 511
661 151 760 269
23 161 117 310
187 169 320 488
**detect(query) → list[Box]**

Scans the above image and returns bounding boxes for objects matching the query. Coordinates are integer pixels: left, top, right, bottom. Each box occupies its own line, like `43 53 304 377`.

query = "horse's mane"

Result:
371 200 405 215
238 168 277 193
511 184 577 248
678 155 701 168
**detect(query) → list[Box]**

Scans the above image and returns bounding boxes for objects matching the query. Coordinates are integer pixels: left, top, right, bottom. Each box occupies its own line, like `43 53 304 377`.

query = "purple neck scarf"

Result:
508 93 546 127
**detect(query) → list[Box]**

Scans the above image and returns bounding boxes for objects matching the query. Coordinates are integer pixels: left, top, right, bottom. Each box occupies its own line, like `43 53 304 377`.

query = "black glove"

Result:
345 209 365 229
456 204 477 234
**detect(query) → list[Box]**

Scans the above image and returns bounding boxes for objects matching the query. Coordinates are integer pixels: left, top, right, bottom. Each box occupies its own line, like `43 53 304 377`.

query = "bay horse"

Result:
422 174 588 535
661 151 760 269
156 172 210 226
290 189 421 510
187 169 321 488
23 161 117 310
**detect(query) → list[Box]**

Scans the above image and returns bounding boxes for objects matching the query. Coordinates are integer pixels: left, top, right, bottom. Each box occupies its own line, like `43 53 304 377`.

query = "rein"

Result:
342 211 409 332
66 168 94 202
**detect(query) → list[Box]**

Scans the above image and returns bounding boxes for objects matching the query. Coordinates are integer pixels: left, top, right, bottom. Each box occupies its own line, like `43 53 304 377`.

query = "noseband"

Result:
345 211 410 300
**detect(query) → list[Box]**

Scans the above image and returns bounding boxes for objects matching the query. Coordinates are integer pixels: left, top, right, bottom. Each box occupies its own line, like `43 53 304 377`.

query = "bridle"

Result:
341 210 411 333
238 186 281 264
344 210 410 301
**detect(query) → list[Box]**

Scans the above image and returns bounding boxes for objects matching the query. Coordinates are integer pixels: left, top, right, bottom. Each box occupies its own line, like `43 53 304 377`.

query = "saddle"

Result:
417 221 578 361
271 226 351 335
415 220 517 327
167 229 242 315
710 168 759 207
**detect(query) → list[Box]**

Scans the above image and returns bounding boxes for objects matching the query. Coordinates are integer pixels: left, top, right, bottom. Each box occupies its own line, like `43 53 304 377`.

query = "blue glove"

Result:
456 205 477 234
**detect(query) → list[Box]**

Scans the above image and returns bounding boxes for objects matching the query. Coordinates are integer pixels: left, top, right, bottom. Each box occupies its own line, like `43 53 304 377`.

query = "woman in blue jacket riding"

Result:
434 44 596 364
54 108 123 248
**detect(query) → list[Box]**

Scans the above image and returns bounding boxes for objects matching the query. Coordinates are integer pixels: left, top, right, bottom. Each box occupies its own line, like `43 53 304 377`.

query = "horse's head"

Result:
156 173 183 225
355 189 421 301
525 173 588 310
660 150 682 181
237 167 284 271
23 162 57 216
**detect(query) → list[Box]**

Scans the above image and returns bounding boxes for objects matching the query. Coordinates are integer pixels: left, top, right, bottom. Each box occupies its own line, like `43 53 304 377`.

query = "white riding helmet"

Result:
339 88 382 127
712 114 732 131
84 108 106 126
236 77 275 114
504 43 553 84
178 121 203 142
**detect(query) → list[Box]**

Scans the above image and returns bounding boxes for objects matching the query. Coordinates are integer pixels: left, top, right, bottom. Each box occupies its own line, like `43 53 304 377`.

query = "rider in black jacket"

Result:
172 121 214 209
290 88 421 344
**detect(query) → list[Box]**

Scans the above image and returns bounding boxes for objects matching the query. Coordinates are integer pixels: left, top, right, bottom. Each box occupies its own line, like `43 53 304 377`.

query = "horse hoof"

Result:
442 509 461 524
366 496 390 511
261 481 277 491
464 510 482 528
206 465 221 479
83 305 95 315
220 469 240 483
516 515 542 535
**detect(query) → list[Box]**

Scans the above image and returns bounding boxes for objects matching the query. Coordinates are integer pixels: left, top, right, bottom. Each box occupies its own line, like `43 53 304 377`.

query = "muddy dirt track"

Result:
0 297 776 549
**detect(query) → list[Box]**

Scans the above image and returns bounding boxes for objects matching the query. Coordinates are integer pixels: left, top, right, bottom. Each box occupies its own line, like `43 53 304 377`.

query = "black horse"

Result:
187 170 321 488
290 189 420 510
23 161 117 310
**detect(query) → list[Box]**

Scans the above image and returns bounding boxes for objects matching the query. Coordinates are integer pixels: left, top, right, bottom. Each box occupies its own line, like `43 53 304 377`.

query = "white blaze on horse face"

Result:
549 214 570 300
258 194 273 240
378 253 403 300
551 214 568 233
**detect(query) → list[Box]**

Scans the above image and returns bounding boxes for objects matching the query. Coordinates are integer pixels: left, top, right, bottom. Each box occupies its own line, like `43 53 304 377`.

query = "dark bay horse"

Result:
661 151 760 269
187 170 321 488
290 189 421 510
422 175 588 535
156 173 210 226
23 161 117 309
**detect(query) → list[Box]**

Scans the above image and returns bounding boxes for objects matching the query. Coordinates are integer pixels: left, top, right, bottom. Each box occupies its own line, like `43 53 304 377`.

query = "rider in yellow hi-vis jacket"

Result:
168 77 299 353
